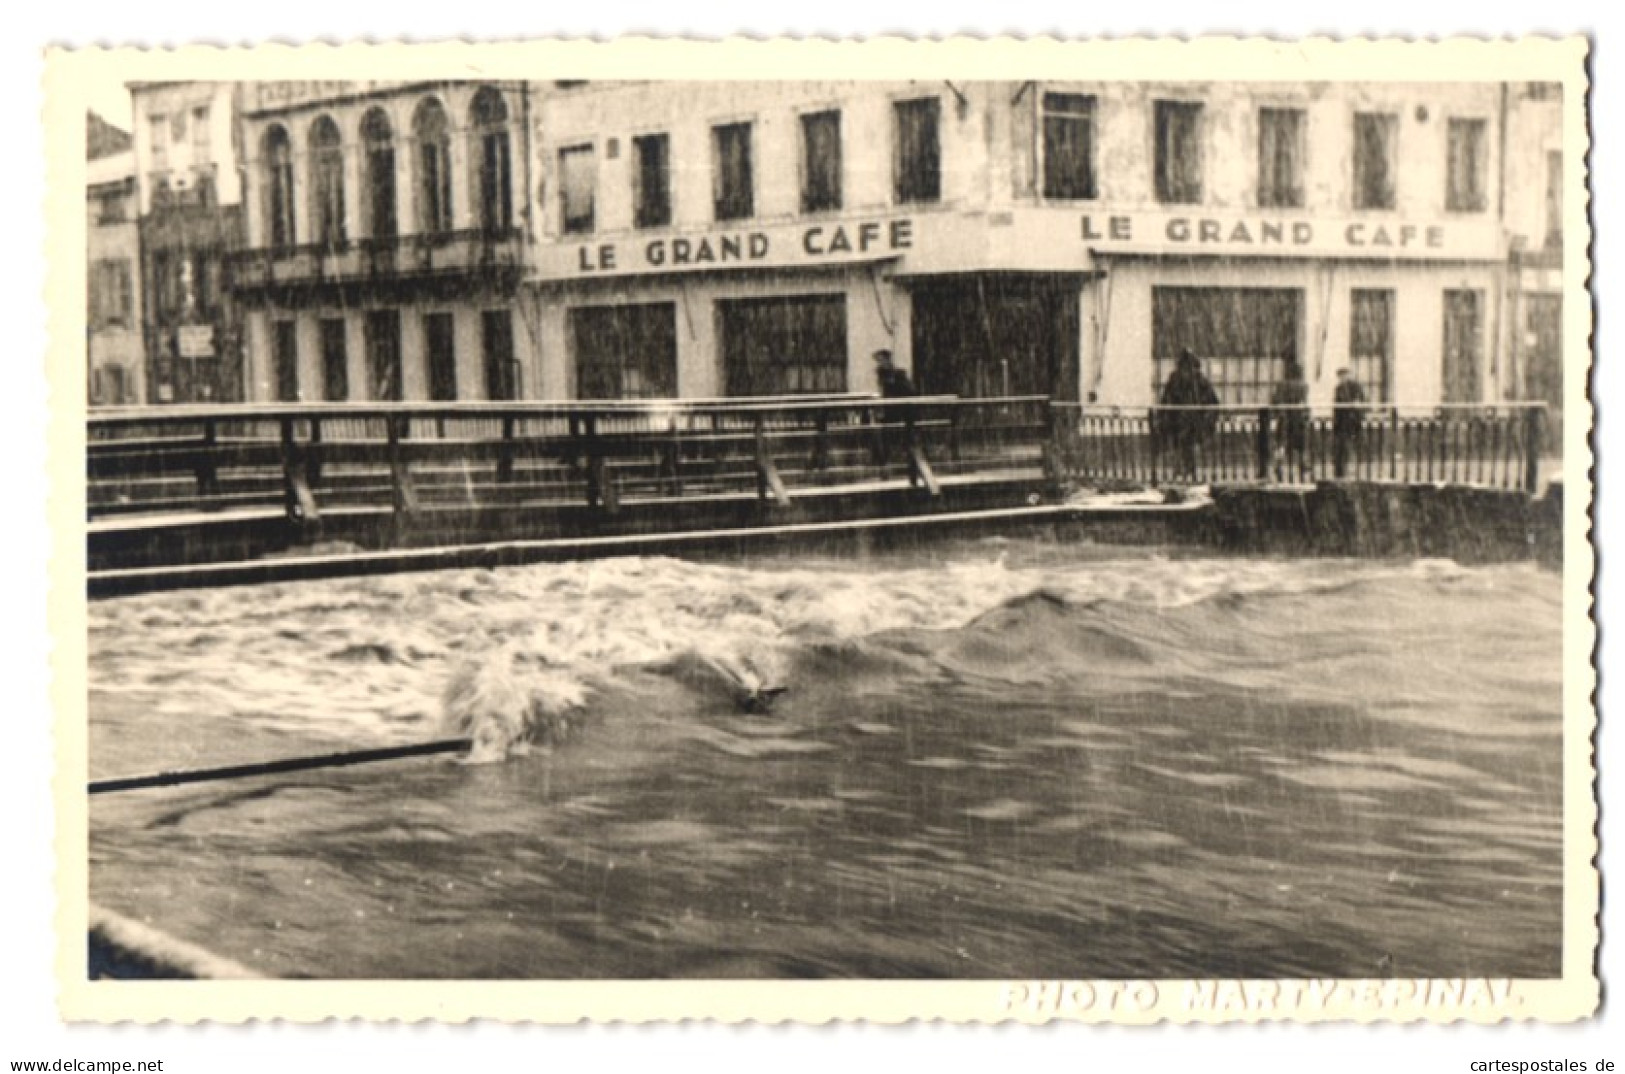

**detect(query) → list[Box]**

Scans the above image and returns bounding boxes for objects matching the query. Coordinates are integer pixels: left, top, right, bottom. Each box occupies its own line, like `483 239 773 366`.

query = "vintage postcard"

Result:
45 36 1595 1023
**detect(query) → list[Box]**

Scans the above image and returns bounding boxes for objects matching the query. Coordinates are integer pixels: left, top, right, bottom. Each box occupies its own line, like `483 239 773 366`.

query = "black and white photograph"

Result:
45 36 1595 1025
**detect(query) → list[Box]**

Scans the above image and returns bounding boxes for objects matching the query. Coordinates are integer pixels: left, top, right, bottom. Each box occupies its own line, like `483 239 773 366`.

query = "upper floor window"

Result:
1257 107 1305 209
1545 149 1563 250
800 110 842 213
894 97 941 204
89 259 133 329
191 106 211 155
559 144 597 235
471 87 513 232
1042 92 1097 200
1353 112 1398 210
1154 100 1204 204
263 124 296 249
713 121 754 222
633 133 671 228
1446 117 1489 213
309 115 346 247
148 114 168 170
361 109 397 240
413 98 453 234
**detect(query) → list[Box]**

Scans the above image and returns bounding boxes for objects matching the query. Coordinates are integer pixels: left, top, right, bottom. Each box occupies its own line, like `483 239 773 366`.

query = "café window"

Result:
413 98 454 235
1442 289 1483 404
482 309 519 401
801 110 842 213
1042 92 1097 200
572 303 678 400
320 317 348 402
1446 118 1488 212
713 121 754 222
1257 107 1305 209
720 295 848 397
309 115 346 247
1353 112 1398 210
633 133 672 229
894 97 941 204
273 320 299 403
1349 289 1394 404
366 309 403 402
559 144 596 235
264 125 296 249
425 312 457 401
1151 287 1302 406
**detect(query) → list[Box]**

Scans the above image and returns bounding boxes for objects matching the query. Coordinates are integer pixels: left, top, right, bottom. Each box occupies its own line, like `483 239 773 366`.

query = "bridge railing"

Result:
1049 402 1548 493
87 395 1052 522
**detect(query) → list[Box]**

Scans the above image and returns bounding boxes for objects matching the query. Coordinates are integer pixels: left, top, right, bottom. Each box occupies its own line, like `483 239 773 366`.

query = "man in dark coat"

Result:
1333 367 1368 478
873 349 916 398
871 349 916 466
1270 353 1310 481
1158 348 1220 481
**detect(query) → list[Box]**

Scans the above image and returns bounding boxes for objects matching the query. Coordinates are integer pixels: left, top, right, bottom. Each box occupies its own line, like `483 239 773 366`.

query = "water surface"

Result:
88 541 1563 978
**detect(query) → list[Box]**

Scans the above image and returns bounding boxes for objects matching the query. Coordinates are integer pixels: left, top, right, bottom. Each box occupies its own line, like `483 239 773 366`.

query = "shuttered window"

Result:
1154 101 1204 204
1257 107 1305 208
801 111 842 213
1353 112 1398 210
559 145 596 235
1042 93 1097 200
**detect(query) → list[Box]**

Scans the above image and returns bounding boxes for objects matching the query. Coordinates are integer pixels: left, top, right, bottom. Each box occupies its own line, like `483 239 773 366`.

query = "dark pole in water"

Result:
88 737 473 795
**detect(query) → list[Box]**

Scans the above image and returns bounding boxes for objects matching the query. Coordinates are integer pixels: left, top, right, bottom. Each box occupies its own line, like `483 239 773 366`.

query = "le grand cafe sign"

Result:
547 209 1491 279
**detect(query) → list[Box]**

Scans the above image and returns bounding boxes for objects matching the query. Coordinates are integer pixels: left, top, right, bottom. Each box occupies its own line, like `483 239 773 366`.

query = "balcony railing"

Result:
1051 402 1549 493
226 227 525 292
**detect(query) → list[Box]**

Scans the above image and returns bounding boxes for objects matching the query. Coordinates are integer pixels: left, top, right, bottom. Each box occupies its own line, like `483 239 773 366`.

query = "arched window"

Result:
309 115 346 247
470 87 512 232
361 109 397 240
412 98 453 234
264 125 295 249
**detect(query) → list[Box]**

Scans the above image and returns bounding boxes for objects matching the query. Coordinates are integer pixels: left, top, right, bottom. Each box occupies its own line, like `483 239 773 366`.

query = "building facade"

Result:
130 82 248 403
87 150 144 405
533 80 1526 410
219 79 1563 412
227 81 531 404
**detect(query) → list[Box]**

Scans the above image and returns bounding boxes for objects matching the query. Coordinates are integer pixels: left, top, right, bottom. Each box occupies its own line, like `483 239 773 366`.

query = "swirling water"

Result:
87 541 1563 979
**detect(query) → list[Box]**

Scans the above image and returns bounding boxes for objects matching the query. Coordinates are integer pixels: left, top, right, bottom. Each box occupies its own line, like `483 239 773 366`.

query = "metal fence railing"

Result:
1050 402 1548 493
87 395 1053 522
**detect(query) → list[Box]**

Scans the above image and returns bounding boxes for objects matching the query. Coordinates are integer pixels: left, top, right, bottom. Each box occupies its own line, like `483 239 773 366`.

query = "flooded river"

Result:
87 541 1563 978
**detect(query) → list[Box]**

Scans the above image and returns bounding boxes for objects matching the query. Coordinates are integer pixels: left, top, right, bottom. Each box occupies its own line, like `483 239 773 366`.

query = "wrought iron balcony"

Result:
226 227 526 296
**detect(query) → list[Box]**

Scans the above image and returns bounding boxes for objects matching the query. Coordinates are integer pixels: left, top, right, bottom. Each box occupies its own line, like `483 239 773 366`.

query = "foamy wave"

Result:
88 547 1554 755
440 644 591 762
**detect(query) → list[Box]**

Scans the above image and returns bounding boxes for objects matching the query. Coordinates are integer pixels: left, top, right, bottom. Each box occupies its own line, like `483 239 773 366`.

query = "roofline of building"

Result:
238 79 530 119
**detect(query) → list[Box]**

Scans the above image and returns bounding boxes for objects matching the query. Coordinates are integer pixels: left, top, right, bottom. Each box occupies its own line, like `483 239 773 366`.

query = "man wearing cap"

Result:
1333 367 1368 478
871 350 916 467
873 349 916 398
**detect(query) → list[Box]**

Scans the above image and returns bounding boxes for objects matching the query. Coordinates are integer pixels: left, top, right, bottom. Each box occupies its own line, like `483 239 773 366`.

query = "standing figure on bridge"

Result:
1333 367 1368 478
871 349 916 466
1158 348 1220 482
873 349 916 398
1270 351 1310 482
